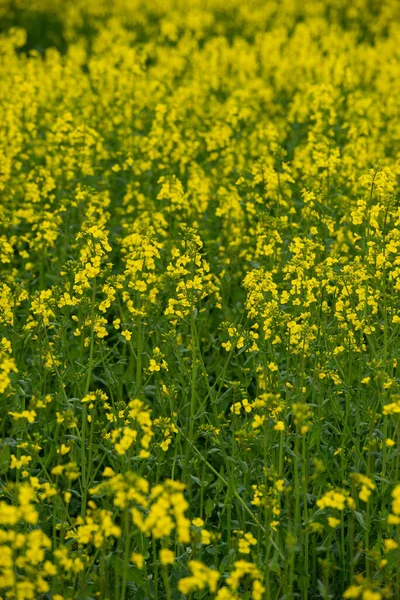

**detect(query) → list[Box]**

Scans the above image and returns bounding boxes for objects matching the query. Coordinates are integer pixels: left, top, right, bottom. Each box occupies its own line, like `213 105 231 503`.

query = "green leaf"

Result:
0 444 10 474
110 556 146 588
205 497 214 517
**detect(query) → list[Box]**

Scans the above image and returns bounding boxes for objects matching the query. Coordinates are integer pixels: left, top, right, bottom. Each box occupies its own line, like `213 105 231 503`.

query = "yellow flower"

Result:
159 549 174 566
252 579 266 600
362 590 382 600
178 560 219 594
343 586 362 599
252 414 266 429
9 410 36 423
328 517 341 528
274 420 285 431
130 553 144 569
383 539 398 552
149 358 160 372
317 490 351 511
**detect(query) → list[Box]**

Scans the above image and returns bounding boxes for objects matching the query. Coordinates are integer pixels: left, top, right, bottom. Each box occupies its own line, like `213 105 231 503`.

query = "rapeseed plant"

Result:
1 0 400 598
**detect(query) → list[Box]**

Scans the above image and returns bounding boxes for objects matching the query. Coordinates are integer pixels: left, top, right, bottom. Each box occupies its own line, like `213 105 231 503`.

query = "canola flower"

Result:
1 0 400 598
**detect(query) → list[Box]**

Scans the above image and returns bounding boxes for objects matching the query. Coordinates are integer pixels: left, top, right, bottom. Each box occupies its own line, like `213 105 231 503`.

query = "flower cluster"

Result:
1 0 400 598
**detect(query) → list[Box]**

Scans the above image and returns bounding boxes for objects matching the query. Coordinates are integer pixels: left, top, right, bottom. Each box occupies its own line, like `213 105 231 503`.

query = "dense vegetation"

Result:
1 1 400 599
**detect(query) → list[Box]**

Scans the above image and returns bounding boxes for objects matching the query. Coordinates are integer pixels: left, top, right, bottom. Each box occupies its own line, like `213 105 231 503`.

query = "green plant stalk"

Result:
81 278 96 518
177 424 284 559
153 536 159 600
120 509 130 600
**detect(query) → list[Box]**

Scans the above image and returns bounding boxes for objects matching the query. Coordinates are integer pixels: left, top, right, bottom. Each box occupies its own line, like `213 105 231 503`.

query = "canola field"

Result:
1 1 400 599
